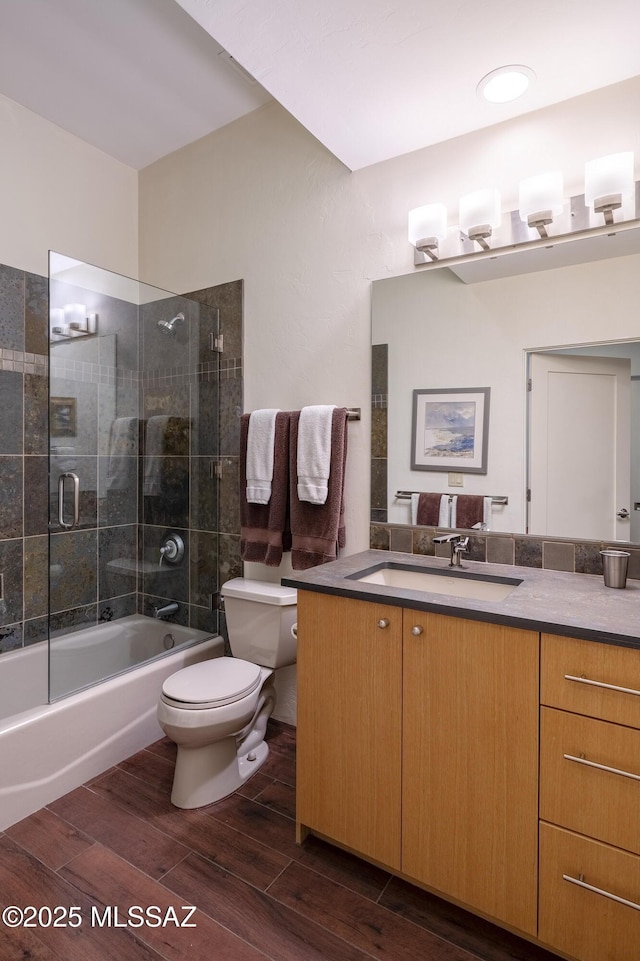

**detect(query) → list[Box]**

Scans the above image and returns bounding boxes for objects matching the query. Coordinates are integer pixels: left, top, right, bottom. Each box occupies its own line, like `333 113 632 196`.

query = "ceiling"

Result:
1 0 640 171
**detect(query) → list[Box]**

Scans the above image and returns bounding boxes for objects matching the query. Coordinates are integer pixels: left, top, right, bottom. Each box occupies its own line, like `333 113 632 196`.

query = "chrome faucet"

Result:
433 533 470 568
153 601 179 619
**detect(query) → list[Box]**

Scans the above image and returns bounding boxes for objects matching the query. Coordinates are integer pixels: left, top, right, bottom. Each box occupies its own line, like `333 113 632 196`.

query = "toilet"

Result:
157 578 297 809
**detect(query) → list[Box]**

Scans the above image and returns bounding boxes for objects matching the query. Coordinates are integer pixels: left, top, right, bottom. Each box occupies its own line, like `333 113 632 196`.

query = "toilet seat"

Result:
161 658 262 710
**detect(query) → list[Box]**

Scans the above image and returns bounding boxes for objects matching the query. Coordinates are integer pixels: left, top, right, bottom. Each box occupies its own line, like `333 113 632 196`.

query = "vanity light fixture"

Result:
50 304 98 340
518 171 565 238
408 203 448 260
409 150 638 269
585 152 635 226
459 188 501 251
477 65 535 104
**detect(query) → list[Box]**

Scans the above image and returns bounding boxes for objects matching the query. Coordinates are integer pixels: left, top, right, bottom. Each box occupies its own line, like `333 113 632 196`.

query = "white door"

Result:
528 353 631 540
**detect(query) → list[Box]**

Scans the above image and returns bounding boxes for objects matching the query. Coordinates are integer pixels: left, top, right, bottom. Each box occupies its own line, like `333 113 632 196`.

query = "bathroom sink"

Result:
347 563 522 602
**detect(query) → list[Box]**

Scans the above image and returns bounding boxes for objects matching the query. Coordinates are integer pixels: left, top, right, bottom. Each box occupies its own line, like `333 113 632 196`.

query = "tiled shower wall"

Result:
0 265 49 652
0 261 244 658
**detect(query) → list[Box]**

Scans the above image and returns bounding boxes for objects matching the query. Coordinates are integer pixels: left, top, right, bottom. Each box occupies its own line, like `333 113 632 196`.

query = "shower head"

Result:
157 312 185 337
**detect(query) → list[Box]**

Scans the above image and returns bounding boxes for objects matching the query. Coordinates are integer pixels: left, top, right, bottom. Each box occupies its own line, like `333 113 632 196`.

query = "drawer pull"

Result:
563 874 640 912
377 618 390 629
564 674 640 698
564 753 640 783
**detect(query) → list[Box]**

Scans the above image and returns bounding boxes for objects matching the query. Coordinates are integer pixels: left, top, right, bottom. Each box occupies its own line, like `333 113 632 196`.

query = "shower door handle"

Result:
58 472 80 529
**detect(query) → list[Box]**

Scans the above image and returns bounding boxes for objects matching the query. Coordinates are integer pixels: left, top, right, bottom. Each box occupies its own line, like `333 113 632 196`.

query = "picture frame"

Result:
411 387 490 473
50 397 77 437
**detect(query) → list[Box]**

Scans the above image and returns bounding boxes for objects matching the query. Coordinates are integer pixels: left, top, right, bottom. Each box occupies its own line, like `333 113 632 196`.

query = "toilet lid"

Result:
161 657 262 709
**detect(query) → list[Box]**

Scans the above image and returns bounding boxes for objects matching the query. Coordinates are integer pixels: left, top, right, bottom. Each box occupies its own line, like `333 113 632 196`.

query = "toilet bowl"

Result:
157 578 297 808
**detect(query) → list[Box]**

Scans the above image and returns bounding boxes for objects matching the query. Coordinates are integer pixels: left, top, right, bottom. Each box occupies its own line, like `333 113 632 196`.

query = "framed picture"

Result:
50 397 77 437
411 387 490 473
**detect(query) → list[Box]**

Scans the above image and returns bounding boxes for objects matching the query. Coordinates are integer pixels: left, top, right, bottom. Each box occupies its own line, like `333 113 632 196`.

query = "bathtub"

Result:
0 615 224 831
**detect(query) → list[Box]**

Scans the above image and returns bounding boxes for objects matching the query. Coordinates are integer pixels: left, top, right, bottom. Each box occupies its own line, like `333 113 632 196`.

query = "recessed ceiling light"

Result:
477 65 536 104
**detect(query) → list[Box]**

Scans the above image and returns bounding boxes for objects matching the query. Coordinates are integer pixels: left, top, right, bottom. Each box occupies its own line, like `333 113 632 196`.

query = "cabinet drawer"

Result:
541 634 640 728
539 822 640 961
540 707 640 854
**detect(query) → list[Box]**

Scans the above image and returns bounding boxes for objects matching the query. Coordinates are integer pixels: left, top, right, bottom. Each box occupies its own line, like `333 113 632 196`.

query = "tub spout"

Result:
154 601 179 619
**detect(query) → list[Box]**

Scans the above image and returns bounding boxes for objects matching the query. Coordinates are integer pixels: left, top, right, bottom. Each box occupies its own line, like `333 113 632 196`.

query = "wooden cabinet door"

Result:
539 822 640 961
402 611 539 935
296 591 402 869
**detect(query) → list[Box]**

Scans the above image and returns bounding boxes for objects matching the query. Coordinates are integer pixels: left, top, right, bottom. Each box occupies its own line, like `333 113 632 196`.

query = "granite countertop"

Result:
282 550 640 650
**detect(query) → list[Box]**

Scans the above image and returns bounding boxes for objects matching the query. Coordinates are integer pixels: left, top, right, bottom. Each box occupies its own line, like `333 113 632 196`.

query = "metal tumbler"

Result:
600 549 631 589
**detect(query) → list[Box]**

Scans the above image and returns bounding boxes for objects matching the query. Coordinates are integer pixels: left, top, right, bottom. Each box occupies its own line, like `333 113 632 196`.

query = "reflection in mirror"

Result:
372 248 640 544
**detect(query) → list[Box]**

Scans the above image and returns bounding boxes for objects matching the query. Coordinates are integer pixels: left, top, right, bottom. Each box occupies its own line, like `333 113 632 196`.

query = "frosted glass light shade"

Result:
63 303 87 329
584 152 634 207
459 189 501 232
408 203 448 247
519 172 564 220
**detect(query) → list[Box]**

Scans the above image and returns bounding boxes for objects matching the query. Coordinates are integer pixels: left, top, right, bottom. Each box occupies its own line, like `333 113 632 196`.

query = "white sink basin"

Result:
351 565 521 602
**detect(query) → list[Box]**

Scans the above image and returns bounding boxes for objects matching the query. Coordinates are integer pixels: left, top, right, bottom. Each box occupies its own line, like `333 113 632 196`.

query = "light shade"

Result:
459 189 501 234
519 172 564 221
584 152 634 207
408 203 448 248
477 65 535 104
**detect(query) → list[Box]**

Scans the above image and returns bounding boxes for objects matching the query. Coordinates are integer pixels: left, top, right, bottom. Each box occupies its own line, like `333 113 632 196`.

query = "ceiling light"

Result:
477 66 535 104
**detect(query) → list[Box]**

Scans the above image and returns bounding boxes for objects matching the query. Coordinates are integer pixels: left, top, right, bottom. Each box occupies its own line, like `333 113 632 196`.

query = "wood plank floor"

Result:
1 722 561 961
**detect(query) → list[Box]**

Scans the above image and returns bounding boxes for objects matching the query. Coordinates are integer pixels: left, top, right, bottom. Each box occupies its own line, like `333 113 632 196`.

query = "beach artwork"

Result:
411 388 490 473
423 400 476 458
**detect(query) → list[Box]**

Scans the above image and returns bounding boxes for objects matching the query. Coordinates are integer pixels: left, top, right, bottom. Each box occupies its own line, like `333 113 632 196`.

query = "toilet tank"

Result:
221 578 297 669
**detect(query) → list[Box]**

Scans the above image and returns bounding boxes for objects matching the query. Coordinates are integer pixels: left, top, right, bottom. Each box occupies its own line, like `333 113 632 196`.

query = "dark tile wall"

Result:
0 263 244 669
369 527 640 580
0 265 49 653
137 280 244 636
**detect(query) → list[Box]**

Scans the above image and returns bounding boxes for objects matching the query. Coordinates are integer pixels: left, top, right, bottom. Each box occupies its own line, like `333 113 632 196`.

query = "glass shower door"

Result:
48 253 220 700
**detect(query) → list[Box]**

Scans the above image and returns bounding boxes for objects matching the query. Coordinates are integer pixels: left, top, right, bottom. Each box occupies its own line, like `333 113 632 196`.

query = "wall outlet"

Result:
448 473 464 487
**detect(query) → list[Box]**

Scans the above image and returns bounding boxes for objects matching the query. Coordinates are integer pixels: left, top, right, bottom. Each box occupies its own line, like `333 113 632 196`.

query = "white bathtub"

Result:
0 615 224 830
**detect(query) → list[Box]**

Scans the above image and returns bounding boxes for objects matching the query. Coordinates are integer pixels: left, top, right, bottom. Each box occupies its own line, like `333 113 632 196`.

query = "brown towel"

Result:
454 495 485 529
290 408 348 570
240 411 292 566
416 493 445 526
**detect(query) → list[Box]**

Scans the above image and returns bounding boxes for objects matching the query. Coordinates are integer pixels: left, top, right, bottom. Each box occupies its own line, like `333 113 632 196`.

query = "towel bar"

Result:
395 491 508 505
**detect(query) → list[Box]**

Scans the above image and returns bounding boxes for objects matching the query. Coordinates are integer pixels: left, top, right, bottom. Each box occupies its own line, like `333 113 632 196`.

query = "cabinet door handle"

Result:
563 753 640 783
564 673 640 699
377 618 390 629
563 874 640 912
411 625 424 636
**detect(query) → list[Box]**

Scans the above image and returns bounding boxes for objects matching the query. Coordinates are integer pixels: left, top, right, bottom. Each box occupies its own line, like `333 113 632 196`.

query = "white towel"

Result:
143 416 170 496
246 408 280 504
296 405 336 505
410 493 451 526
107 417 138 491
450 495 493 530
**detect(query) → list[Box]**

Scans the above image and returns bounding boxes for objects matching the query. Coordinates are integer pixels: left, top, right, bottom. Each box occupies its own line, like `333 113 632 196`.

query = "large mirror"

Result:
372 239 640 544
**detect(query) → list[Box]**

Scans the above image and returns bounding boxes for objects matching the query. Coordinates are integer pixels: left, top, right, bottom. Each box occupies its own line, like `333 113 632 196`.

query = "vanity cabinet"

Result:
539 633 640 961
295 592 403 869
296 591 539 935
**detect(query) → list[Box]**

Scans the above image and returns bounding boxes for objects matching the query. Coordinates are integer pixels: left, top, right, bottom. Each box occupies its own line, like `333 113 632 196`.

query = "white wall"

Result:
138 76 640 561
0 93 138 279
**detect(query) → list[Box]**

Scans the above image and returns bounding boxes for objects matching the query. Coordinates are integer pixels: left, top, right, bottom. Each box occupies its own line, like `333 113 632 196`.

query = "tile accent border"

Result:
370 523 640 581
